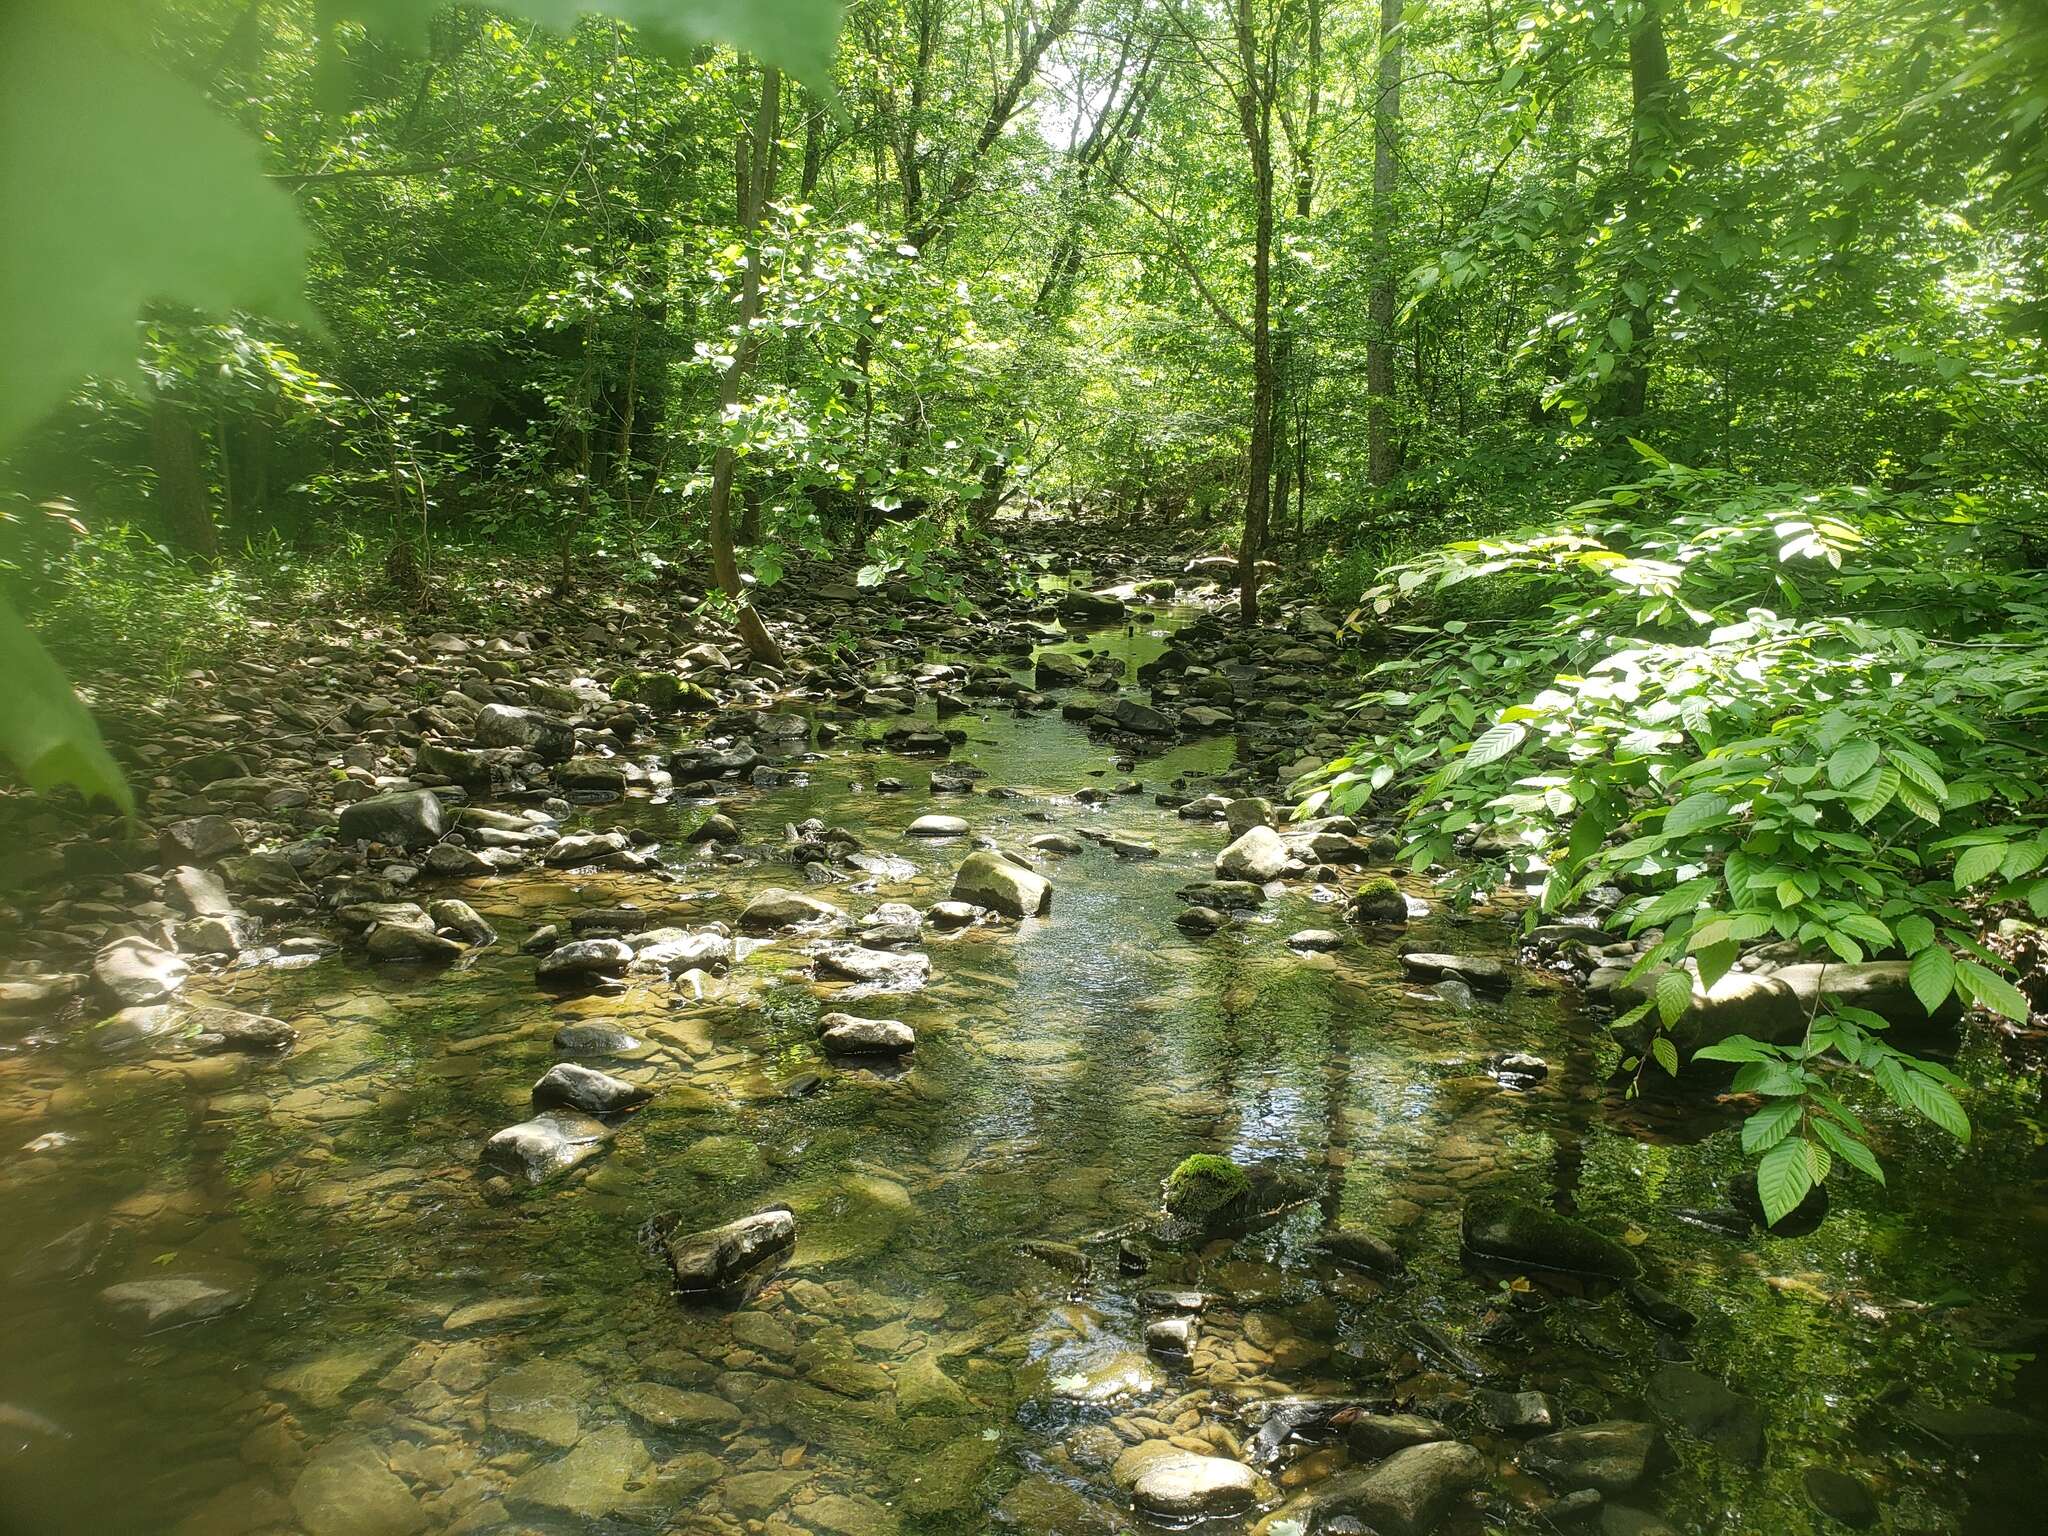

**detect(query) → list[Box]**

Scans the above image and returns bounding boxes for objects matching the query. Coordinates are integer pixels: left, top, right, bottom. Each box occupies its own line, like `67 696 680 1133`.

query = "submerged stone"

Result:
1522 1420 1660 1493
651 1206 796 1294
1461 1194 1640 1279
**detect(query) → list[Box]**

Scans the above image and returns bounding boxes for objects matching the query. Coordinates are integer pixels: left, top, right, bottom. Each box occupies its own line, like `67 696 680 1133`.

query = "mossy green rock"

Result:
1351 875 1407 924
1461 1195 1640 1279
1164 1155 1251 1220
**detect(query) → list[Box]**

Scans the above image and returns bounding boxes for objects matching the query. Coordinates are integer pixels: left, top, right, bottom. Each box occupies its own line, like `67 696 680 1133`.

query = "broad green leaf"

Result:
1462 721 1528 771
1847 765 1899 823
321 0 847 90
0 595 132 812
1742 1098 1801 1154
1651 1036 1679 1075
1895 914 1936 953
1909 945 1955 1014
1957 959 2029 1023
1693 1035 1776 1064
1664 791 1729 837
1756 1136 1816 1227
1826 739 1880 789
1694 937 1740 990
0 11 315 443
1814 1118 1884 1186
1953 842 2006 888
1897 1071 1970 1142
1654 967 1693 1027
1888 749 1949 805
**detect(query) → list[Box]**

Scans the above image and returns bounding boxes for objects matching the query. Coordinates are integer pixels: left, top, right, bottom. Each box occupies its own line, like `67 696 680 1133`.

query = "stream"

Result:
2 599 2045 1536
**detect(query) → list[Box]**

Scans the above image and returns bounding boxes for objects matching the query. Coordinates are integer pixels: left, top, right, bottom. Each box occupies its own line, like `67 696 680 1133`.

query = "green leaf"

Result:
1461 721 1528 772
1909 945 1955 1015
1693 1034 1777 1064
1651 1036 1679 1075
0 11 316 443
322 0 847 90
0 596 132 812
1664 791 1729 837
1835 913 1892 949
1957 959 2029 1023
1756 1136 1816 1227
1846 765 1899 823
1742 1098 1801 1154
1954 843 2007 888
1827 740 1880 789
1895 914 1936 953
1813 1118 1885 1186
1889 749 1949 805
1897 1070 1971 1142
1654 967 1693 1027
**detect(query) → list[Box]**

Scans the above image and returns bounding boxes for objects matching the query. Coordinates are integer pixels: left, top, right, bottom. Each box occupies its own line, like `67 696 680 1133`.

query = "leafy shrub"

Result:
1300 448 2044 1220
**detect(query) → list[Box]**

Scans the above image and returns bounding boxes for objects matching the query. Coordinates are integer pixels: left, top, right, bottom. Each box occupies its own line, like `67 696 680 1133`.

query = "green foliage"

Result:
1304 451 2045 1202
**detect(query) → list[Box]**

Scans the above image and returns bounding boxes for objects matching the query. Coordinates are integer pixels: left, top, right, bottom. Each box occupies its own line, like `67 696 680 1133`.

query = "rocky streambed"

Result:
1 549 2045 1536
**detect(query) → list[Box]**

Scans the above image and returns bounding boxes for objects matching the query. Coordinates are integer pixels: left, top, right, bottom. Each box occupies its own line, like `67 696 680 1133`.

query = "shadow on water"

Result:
0 605 2044 1534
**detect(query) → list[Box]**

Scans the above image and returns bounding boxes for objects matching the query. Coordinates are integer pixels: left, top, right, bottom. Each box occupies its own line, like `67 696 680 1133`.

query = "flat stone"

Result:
480 1112 608 1183
820 1012 915 1055
614 1382 740 1430
486 1357 594 1447
1131 1452 1257 1519
1523 1420 1660 1493
290 1434 426 1536
506 1424 659 1521
99 1275 250 1334
531 1061 650 1114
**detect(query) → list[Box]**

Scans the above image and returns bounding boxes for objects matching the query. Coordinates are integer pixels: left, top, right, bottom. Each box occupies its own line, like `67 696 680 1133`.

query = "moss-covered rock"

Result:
1351 875 1407 925
1163 1155 1251 1220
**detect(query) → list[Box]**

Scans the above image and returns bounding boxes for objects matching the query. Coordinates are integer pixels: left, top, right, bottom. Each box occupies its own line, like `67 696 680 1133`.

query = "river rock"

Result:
480 1112 608 1182
1348 1413 1457 1458
740 887 847 930
532 1061 650 1113
99 1274 251 1334
820 1013 915 1055
1317 1226 1404 1275
91 937 188 1006
1307 1441 1487 1536
553 1022 644 1056
1522 1421 1660 1493
634 927 733 973
1178 905 1228 934
488 1357 594 1447
1802 1467 1878 1528
951 850 1052 917
290 1434 426 1536
1595 959 1962 1051
1401 951 1511 990
907 813 969 837
535 938 633 982
186 1005 297 1053
1217 824 1290 881
1131 1452 1257 1519
815 945 931 989
366 921 465 963
1476 1388 1563 1434
652 1206 796 1293
507 1424 663 1521
1035 652 1087 686
1111 697 1174 737
476 703 574 757
338 789 444 849
159 814 244 865
1645 1364 1764 1465
428 898 496 945
1461 1194 1640 1279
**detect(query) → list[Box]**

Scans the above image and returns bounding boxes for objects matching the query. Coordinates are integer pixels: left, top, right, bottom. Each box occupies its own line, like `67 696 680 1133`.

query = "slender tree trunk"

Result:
151 395 218 559
613 319 639 486
1268 0 1320 551
1611 0 1679 420
1233 1 1276 626
705 65 787 667
1366 0 1403 487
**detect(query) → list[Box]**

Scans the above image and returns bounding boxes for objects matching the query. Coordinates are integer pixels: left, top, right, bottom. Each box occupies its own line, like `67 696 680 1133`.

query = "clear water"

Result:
1 610 2043 1535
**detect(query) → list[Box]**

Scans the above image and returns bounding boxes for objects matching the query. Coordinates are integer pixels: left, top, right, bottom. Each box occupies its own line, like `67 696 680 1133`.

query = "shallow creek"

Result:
2 610 2045 1536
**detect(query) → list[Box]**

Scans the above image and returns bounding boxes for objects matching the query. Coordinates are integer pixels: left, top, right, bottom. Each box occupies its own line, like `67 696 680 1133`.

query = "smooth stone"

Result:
820 1012 915 1055
338 789 444 850
480 1112 608 1183
1522 1421 1660 1493
487 1357 594 1447
1306 1441 1487 1536
1461 1194 1639 1279
1317 1226 1404 1275
99 1275 251 1334
614 1382 741 1430
740 888 846 930
654 1207 796 1293
531 1061 650 1113
505 1424 662 1521
1645 1364 1764 1465
1217 824 1290 882
906 814 969 837
91 937 189 1007
950 850 1052 918
1131 1452 1257 1519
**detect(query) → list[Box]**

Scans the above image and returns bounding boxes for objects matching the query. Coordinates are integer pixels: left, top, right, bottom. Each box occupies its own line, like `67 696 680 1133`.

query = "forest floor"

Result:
0 532 2043 1536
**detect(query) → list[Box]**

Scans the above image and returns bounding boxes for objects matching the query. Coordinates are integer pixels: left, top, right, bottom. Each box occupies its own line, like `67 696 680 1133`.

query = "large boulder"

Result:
1522 1421 1660 1494
1059 588 1126 623
1217 825 1290 882
1597 960 1961 1051
651 1207 796 1294
1111 697 1175 737
338 789 444 850
951 850 1052 918
1301 1442 1487 1536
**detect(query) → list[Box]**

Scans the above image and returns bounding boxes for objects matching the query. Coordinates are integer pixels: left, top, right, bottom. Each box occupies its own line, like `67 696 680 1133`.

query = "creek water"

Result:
1 608 2044 1536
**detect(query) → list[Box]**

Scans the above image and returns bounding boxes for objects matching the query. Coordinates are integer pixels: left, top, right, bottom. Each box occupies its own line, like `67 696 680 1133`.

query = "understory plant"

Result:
1299 448 2047 1221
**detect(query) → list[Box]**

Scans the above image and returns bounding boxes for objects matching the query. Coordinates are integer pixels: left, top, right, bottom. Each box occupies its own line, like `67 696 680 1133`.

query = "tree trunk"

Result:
1366 0 1403 487
151 395 218 559
1268 0 1320 550
1233 0 1276 626
1610 0 1679 421
705 65 787 668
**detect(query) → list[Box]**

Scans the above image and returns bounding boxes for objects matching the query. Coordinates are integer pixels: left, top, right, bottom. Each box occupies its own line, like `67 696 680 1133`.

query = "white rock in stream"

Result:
1216 824 1291 882
949 850 1052 918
